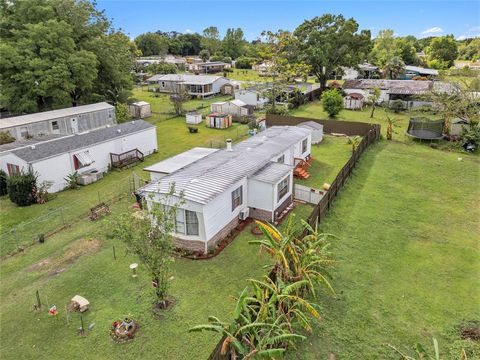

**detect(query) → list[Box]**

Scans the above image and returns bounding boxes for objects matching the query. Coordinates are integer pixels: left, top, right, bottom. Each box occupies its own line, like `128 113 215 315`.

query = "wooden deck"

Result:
110 149 144 169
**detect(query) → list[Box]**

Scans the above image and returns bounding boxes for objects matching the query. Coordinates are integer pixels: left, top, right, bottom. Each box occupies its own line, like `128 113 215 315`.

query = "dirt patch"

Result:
26 238 101 275
460 321 480 342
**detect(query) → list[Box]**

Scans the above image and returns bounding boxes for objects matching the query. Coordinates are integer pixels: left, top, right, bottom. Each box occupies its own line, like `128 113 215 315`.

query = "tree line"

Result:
1 0 479 116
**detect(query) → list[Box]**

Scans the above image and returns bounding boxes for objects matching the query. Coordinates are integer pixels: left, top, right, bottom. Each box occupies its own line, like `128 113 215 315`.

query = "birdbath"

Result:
129 263 138 278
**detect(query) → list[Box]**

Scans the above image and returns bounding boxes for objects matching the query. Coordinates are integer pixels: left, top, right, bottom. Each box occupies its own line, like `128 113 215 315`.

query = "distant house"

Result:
253 62 277 77
210 99 253 120
146 74 233 98
342 79 435 108
0 102 116 140
138 126 312 253
297 121 324 144
402 65 439 79
341 63 379 80
0 120 157 193
235 88 269 109
129 101 151 119
188 61 230 74
343 93 365 110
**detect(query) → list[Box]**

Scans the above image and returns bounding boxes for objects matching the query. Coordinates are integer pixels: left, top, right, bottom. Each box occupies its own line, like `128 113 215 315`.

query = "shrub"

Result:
0 131 15 145
389 99 406 113
38 234 45 244
321 89 343 117
115 103 132 123
6 172 37 206
0 170 7 196
234 56 258 69
460 120 480 150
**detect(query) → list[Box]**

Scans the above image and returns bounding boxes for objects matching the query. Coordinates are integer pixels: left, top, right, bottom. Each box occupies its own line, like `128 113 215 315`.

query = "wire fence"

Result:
0 172 144 257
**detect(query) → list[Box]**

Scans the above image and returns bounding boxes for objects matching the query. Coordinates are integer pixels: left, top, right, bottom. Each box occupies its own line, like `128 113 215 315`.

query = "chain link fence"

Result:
0 172 144 257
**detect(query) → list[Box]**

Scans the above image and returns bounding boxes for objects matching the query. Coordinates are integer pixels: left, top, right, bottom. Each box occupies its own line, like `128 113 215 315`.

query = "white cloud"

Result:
457 35 467 40
468 25 480 32
184 29 194 34
421 26 443 35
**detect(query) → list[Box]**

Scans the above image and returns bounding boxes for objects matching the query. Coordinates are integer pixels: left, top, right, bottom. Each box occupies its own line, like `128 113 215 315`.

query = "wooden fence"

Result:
208 115 381 360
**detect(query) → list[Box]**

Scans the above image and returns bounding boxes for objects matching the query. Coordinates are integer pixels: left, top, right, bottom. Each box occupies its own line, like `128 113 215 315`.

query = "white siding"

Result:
202 178 247 241
235 90 268 108
248 179 274 211
2 127 158 193
0 153 28 174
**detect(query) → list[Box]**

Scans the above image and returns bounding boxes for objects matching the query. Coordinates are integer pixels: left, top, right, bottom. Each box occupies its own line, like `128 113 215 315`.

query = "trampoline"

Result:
406 118 444 140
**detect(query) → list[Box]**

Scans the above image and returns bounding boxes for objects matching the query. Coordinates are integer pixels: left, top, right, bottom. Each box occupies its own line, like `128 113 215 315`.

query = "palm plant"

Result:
385 111 400 140
189 287 305 359
251 219 336 297
64 172 78 189
347 135 361 152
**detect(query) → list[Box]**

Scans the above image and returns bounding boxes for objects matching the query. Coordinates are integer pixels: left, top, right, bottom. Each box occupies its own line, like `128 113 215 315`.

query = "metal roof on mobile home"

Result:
0 102 114 130
140 126 311 204
251 162 293 184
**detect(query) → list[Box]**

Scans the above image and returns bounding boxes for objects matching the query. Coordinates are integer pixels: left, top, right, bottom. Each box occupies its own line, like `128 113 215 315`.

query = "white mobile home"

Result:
139 126 312 254
0 121 157 193
0 102 116 140
147 74 232 98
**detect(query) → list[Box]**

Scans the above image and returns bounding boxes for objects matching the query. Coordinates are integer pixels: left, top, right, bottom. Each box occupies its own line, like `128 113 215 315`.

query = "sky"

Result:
97 0 480 41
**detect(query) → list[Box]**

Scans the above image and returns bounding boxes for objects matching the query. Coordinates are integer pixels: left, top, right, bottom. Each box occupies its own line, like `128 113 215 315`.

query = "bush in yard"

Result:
234 56 257 69
0 170 7 196
389 99 406 113
321 89 343 117
115 103 132 123
460 120 480 151
0 131 15 145
6 172 37 206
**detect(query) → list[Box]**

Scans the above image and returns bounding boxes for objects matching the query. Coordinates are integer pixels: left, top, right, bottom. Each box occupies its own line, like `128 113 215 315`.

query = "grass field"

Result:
286 141 480 359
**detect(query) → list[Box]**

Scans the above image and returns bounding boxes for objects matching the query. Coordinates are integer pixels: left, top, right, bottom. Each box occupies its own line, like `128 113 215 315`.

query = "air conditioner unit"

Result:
239 208 250 221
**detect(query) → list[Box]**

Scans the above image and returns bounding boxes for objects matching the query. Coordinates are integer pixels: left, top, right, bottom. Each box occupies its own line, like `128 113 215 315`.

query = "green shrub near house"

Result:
6 172 37 206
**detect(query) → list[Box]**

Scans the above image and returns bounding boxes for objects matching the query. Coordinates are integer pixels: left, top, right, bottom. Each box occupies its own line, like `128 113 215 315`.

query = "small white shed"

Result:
129 101 151 118
343 93 365 110
186 112 202 125
297 121 323 144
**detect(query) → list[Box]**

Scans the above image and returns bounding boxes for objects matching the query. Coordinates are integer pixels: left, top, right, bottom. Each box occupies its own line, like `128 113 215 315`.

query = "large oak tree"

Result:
293 14 372 90
0 0 137 114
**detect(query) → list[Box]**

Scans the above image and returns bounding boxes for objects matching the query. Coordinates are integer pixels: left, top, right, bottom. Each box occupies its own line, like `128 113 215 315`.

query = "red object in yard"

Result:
294 157 311 180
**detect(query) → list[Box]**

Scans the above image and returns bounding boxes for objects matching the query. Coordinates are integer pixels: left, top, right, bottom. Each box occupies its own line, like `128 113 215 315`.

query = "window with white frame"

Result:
231 186 243 211
185 210 199 235
302 138 308 154
277 176 289 202
51 121 59 131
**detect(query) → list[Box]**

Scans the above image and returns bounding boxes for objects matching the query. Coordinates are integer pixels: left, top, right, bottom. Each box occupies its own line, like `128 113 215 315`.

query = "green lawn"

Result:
286 141 480 359
0 198 269 360
0 105 249 256
298 136 353 187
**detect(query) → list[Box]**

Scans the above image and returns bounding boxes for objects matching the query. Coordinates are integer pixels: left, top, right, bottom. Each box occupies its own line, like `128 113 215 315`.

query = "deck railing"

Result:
110 149 144 169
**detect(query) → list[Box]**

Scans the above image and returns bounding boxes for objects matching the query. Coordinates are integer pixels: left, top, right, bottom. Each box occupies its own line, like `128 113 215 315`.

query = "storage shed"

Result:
343 93 365 110
186 112 202 125
297 121 324 144
206 113 232 129
129 101 151 118
450 118 469 136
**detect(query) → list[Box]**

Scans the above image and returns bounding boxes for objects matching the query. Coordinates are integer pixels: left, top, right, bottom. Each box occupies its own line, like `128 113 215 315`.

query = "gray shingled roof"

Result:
0 134 64 153
140 126 311 204
0 102 114 129
251 162 293 184
11 120 155 163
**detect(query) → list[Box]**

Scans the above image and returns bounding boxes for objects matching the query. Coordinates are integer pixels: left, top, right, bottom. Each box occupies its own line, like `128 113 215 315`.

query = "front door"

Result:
70 118 78 133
